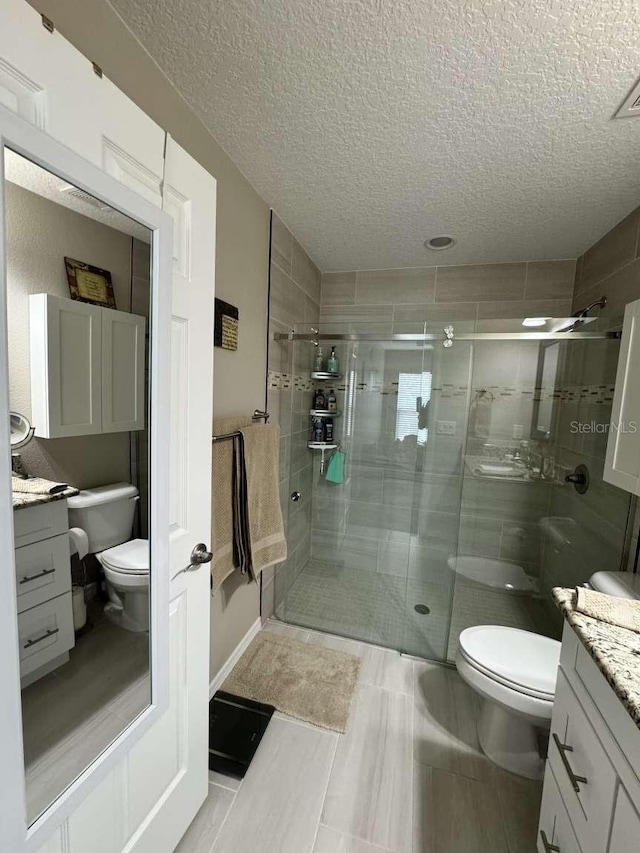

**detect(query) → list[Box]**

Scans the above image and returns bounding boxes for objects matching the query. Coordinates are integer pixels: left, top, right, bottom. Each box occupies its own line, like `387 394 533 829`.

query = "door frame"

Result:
0 104 173 852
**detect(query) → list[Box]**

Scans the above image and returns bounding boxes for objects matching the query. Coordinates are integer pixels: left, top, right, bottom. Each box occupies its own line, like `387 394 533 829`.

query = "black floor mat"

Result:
208 691 275 780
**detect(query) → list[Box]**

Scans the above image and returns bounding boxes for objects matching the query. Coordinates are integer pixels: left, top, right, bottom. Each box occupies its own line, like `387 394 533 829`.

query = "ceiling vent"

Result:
614 76 640 119
59 185 111 211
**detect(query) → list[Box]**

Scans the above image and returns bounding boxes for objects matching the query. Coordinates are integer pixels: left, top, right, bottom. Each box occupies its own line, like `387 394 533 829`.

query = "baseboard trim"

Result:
209 617 262 699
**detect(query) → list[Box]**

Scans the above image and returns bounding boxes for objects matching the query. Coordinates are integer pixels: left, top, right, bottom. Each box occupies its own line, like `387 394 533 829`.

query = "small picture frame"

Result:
214 298 239 351
65 257 116 309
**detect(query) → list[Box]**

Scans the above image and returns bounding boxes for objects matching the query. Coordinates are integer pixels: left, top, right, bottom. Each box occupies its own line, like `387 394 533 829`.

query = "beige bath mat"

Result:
222 632 361 733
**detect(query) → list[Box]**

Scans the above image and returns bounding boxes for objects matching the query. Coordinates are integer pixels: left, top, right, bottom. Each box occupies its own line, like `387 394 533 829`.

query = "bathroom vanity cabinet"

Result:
29 293 146 438
14 499 74 685
538 623 640 852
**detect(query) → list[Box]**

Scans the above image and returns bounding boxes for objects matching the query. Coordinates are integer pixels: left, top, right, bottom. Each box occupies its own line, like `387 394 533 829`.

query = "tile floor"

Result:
285 558 558 664
176 620 543 853
21 613 149 823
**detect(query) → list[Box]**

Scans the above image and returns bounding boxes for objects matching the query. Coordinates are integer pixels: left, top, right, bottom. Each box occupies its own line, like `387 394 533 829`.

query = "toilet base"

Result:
477 698 545 780
104 585 149 633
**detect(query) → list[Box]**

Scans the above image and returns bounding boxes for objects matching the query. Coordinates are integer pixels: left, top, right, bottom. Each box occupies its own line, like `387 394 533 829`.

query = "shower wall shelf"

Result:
310 410 340 418
308 442 338 450
311 371 341 380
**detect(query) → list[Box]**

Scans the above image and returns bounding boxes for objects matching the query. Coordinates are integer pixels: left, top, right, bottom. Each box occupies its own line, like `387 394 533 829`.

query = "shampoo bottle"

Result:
326 346 339 374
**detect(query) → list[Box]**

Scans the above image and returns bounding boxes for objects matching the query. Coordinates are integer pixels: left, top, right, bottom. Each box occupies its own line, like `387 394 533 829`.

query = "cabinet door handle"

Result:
540 830 560 852
23 627 59 649
19 567 56 585
552 733 588 793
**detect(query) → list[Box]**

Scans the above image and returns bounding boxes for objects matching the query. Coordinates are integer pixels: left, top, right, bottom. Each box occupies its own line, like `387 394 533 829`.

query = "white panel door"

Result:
604 297 640 495
0 5 216 852
29 294 102 438
101 308 146 433
0 0 165 205
124 135 216 853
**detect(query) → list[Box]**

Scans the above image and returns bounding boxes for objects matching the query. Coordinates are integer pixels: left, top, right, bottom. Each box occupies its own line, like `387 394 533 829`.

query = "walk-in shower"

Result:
272 318 633 663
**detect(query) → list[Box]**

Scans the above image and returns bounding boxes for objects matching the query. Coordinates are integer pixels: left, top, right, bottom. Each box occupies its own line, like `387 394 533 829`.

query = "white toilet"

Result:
67 482 149 633
456 569 640 779
456 625 560 779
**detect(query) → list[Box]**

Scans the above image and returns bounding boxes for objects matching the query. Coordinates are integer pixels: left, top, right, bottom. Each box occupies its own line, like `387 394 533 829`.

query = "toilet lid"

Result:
101 538 149 574
458 626 561 699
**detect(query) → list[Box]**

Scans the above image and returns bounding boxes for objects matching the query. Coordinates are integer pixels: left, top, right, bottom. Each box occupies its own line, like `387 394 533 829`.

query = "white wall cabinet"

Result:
101 307 146 433
604 297 640 494
537 623 640 853
30 293 145 437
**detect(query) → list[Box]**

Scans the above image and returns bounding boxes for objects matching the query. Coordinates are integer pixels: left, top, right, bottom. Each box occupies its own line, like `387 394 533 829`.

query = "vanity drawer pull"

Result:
19 567 56 585
552 733 588 793
540 830 560 852
23 627 59 649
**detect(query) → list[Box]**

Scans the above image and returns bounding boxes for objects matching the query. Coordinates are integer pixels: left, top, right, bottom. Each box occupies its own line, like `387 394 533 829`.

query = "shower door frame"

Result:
276 325 628 662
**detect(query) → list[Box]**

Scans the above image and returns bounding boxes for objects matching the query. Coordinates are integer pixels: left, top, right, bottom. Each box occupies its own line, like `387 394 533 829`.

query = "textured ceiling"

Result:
108 0 640 271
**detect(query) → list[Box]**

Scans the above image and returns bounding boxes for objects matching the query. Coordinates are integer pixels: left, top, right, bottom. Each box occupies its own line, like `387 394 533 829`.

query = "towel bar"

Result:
212 410 269 443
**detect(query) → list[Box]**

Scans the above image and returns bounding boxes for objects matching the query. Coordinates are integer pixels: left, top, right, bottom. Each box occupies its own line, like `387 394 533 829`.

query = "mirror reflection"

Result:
5 149 152 824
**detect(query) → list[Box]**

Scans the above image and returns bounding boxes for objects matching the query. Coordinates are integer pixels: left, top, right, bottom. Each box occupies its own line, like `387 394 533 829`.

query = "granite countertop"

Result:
13 486 79 509
553 587 640 730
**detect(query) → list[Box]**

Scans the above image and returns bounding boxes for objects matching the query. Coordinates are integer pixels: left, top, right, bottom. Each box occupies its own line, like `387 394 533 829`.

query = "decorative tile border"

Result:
269 371 615 405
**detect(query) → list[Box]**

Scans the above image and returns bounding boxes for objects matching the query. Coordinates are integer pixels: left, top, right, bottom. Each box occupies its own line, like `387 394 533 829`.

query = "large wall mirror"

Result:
4 145 156 827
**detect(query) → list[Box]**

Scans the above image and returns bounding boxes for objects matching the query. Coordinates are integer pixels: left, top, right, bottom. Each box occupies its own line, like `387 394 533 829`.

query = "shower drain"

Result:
414 604 430 615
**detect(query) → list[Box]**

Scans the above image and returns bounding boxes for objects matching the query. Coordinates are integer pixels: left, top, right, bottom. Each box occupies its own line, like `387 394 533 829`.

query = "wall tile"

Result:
392 302 478 327
435 263 526 303
573 257 640 318
320 304 394 323
270 263 307 327
578 207 640 294
356 268 436 305
271 212 292 275
476 298 572 320
321 272 356 306
524 260 576 300
305 295 321 324
292 238 321 303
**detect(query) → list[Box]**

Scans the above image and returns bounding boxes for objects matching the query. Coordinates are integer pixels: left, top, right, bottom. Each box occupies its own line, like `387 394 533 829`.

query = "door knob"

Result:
189 543 213 566
172 543 212 580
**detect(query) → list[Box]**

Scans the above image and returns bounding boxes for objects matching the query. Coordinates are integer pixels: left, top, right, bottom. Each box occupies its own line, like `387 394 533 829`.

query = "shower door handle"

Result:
290 492 301 502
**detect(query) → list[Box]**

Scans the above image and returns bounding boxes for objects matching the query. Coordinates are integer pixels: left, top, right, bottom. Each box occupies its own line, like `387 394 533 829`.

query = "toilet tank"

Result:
67 482 139 553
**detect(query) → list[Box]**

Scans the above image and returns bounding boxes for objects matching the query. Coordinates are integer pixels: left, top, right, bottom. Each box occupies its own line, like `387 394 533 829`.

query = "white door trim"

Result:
0 103 173 853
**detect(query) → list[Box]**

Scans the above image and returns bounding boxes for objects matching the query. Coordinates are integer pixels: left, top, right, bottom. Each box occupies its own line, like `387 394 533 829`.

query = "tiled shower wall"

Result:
262 212 321 621
536 205 640 606
320 260 575 331
570 204 640 567
314 260 578 585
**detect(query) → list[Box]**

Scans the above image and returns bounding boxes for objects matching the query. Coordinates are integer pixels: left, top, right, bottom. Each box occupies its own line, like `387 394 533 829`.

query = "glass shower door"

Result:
282 326 463 655
445 324 632 661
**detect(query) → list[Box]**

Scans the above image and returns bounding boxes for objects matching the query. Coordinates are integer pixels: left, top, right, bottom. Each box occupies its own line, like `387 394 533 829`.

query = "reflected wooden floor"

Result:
21 607 149 824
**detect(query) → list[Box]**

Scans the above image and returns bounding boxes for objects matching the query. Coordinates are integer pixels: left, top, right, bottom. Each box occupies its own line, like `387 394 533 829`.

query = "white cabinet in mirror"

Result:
2 138 165 838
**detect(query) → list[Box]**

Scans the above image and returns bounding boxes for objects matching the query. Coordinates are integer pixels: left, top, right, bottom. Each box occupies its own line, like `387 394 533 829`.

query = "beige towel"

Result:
211 416 253 593
11 476 70 495
239 422 287 579
575 586 640 633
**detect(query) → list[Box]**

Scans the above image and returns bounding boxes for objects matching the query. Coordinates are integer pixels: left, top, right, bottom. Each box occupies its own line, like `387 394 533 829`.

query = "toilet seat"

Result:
100 538 148 575
458 625 559 700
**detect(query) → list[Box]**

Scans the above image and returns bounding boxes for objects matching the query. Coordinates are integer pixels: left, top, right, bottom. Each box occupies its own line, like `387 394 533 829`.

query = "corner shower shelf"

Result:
311 371 341 381
308 442 339 450
310 410 341 418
